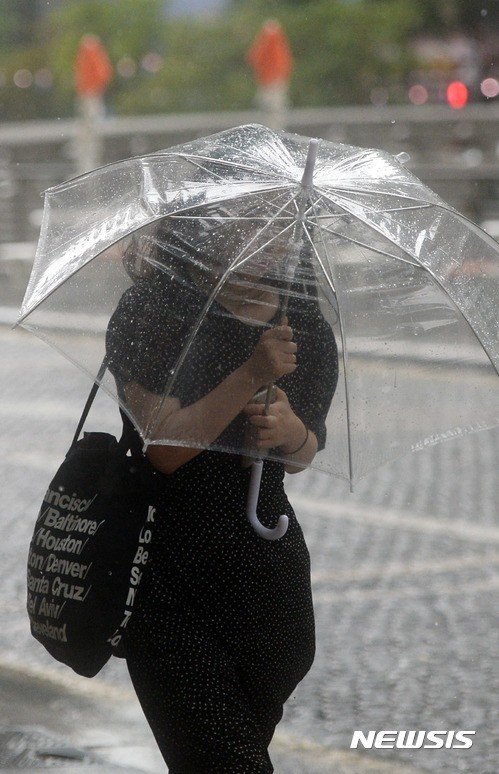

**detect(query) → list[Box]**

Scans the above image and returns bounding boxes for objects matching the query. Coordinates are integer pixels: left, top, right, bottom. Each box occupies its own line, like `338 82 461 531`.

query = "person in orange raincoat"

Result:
75 34 113 97
247 20 293 129
74 35 113 173
246 19 293 88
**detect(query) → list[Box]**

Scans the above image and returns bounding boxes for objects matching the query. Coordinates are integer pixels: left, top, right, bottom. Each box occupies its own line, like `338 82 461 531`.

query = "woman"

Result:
106 216 338 773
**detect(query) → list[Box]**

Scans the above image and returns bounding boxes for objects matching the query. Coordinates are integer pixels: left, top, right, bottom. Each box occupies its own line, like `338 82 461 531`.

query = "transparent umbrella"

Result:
17 123 499 539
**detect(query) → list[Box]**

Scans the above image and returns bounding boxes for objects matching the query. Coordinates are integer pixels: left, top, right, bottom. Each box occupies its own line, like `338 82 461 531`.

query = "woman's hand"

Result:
244 319 297 388
244 386 306 452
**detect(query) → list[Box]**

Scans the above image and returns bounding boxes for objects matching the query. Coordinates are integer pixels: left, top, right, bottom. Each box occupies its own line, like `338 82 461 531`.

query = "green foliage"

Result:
0 0 39 48
198 0 421 109
283 0 420 105
114 16 256 114
0 0 485 121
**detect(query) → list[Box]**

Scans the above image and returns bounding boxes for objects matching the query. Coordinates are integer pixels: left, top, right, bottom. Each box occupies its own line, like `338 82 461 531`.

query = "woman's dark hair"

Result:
122 228 161 282
122 218 212 283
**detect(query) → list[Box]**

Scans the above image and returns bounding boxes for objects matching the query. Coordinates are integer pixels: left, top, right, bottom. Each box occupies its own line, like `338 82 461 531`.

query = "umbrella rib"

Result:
174 188 303 270
414 264 499 376
175 132 299 176
310 192 435 269
169 183 298 225
174 154 269 180
320 197 499 377
318 183 445 210
233 191 303 270
304 200 356 486
319 191 441 218
171 188 299 226
318 222 421 267
174 151 298 185
309 192 423 267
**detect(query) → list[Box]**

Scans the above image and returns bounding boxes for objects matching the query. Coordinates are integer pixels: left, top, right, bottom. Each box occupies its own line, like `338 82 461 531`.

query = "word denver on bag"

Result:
26 370 156 677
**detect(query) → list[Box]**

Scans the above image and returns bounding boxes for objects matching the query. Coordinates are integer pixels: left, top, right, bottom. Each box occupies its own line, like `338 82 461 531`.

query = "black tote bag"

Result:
26 373 156 677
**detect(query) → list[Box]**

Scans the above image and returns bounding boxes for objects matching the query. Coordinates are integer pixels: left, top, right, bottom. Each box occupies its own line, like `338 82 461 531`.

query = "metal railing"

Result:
2 103 499 311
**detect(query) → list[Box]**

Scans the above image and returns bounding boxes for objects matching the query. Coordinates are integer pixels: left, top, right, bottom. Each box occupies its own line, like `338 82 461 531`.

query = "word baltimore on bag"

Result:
26 370 156 677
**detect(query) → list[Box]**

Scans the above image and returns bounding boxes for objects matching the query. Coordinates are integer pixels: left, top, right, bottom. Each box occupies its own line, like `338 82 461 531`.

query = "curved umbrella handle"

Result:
247 459 289 541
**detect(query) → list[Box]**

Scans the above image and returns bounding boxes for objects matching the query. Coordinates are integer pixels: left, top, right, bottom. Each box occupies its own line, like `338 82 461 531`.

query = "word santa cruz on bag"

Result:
26 363 156 678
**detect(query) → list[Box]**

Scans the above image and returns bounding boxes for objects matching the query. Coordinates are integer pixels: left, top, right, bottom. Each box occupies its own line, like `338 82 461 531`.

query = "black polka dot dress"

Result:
106 270 338 773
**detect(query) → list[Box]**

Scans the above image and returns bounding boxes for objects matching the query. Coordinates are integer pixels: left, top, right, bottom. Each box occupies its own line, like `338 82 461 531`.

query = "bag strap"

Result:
71 358 108 447
71 358 143 458
118 409 144 457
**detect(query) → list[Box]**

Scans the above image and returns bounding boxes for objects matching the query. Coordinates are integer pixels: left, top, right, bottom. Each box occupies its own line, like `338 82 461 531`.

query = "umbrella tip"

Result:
395 151 411 165
301 138 319 189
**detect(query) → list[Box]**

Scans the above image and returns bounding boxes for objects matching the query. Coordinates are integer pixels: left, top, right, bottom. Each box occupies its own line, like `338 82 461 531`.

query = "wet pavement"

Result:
0 661 427 774
0 660 163 773
1 318 499 772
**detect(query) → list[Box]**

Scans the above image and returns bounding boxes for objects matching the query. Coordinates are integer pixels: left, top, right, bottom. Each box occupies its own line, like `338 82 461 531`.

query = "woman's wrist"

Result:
236 362 265 397
280 419 308 455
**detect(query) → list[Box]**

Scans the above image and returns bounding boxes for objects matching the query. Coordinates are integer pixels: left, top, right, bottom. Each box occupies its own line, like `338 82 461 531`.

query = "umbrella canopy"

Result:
18 124 499 489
